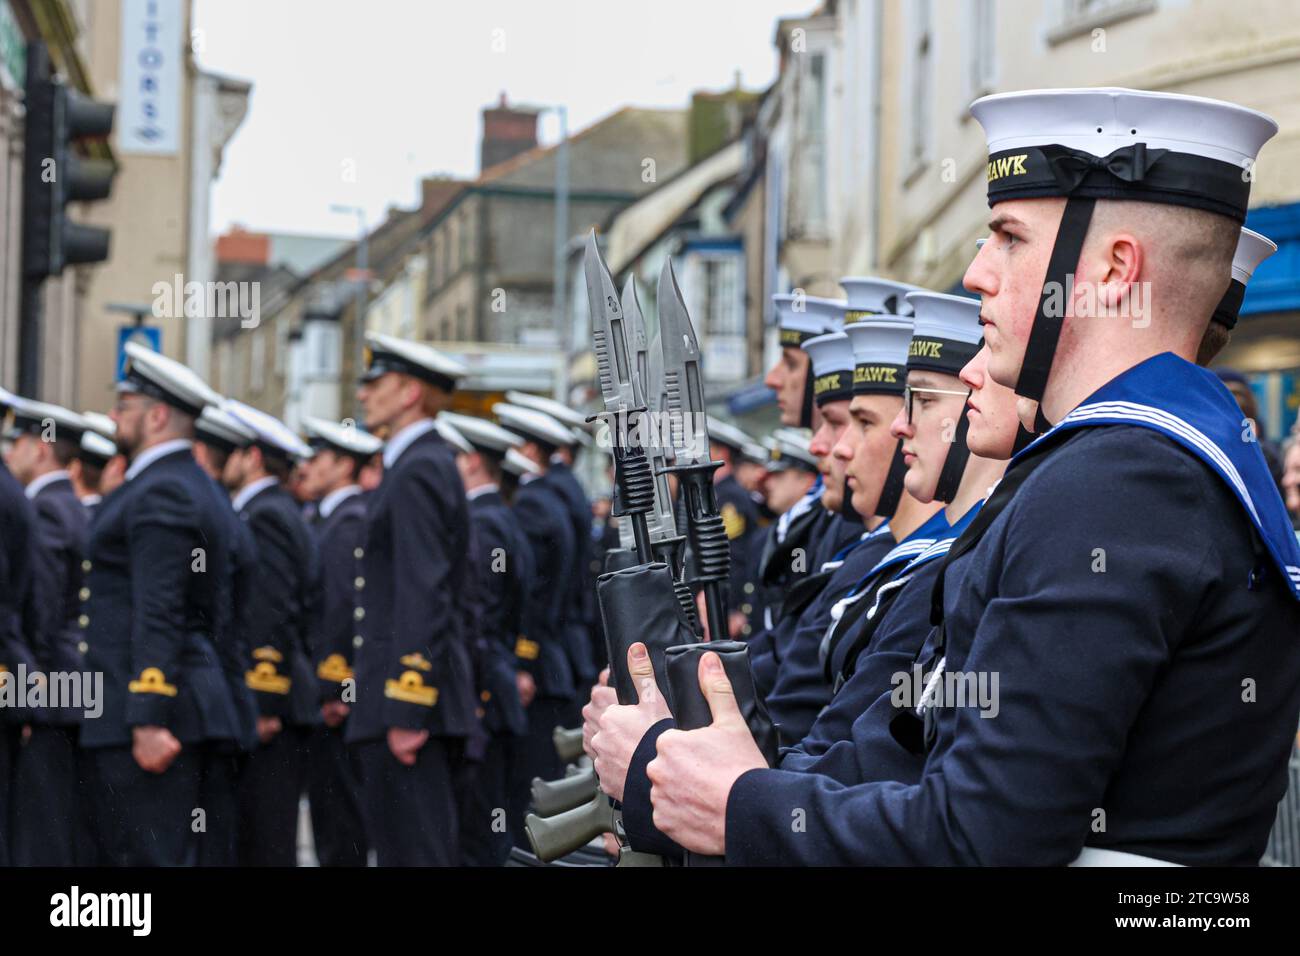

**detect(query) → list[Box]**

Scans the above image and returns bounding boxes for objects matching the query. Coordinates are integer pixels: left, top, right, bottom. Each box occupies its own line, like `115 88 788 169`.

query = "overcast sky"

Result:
192 0 812 239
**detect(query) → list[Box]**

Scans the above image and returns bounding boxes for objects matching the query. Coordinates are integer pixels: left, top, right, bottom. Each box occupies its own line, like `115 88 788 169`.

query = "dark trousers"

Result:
355 736 459 866
457 735 516 866
508 697 570 849
86 745 202 866
197 751 242 866
11 724 82 866
237 726 308 867
0 725 16 866
308 724 367 866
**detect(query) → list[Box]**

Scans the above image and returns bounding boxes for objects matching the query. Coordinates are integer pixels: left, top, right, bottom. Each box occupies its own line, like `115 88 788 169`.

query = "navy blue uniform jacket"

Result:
511 474 576 702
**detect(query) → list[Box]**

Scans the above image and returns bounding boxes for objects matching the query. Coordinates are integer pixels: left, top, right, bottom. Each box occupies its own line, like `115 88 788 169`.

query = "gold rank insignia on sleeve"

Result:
384 670 439 707
128 667 178 697
399 652 432 672
514 636 539 661
316 654 353 683
720 502 745 540
245 661 291 694
252 646 284 663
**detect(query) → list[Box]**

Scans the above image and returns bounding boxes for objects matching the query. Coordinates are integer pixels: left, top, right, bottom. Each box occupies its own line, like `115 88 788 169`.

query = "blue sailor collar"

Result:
855 507 952 588
1017 351 1300 600
898 499 985 576
822 521 893 571
777 476 825 544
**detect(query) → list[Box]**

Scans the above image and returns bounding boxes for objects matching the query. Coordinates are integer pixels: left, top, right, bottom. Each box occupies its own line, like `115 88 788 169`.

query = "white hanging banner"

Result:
117 0 183 155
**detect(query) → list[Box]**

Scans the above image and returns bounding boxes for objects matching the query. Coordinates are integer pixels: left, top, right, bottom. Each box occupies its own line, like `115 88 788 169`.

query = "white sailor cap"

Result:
1213 226 1278 330
803 331 856 405
4 396 92 444
844 316 914 396
0 385 16 414
502 447 540 478
904 292 983 376
740 441 769 466
302 416 383 460
196 405 256 452
361 332 467 391
81 411 116 439
840 278 924 322
706 416 753 454
118 341 221 417
765 428 818 472
504 390 589 436
970 87 1277 222
225 400 313 462
492 403 574 450
78 430 119 466
439 411 522 455
772 293 843 346
433 416 474 456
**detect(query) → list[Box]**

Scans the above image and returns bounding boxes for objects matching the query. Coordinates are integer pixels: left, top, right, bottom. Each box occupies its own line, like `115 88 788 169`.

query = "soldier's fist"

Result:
132 725 182 774
591 643 672 802
583 681 617 761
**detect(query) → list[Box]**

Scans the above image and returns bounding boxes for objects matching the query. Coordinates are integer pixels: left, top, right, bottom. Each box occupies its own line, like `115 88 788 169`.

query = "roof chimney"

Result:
480 92 539 173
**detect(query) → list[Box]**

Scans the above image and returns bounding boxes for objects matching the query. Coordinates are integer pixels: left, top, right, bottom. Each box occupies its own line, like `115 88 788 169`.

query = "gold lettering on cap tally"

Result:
909 339 944 360
986 153 1029 183
854 365 899 385
813 372 844 396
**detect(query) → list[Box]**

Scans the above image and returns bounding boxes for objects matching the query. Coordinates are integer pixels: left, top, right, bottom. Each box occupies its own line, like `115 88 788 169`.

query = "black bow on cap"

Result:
1045 142 1170 194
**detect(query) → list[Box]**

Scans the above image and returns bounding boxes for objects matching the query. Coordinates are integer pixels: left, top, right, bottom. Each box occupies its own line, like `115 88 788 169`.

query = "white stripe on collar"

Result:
125 439 193 481
24 469 71 500
233 475 279 513
318 484 362 519
383 417 438 469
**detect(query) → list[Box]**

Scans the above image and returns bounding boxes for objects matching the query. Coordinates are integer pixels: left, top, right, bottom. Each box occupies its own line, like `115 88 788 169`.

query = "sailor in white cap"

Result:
762 428 819 516
503 391 599 721
436 411 536 864
79 341 243 865
1 397 94 865
645 88 1300 866
765 293 843 430
221 399 319 866
70 429 124 516
350 332 475 867
490 402 581 844
293 416 382 868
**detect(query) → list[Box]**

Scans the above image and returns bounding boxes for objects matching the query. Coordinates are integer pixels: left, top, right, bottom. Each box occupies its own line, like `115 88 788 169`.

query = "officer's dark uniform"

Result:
80 438 243 866
307 485 370 867
235 473 318 866
505 466 576 841
10 467 88 865
714 471 760 629
544 456 599 707
346 419 475 867
461 483 533 865
0 456 35 867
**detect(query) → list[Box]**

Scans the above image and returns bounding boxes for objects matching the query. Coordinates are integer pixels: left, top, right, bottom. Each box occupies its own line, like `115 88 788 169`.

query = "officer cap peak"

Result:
224 399 313 461
4 395 92 441
765 427 818 472
302 415 383 459
197 404 256 450
78 429 118 465
119 341 221 418
706 416 753 453
81 411 116 439
492 402 574 450
502 447 540 477
438 411 522 455
362 332 467 391
503 390 588 434
432 416 474 456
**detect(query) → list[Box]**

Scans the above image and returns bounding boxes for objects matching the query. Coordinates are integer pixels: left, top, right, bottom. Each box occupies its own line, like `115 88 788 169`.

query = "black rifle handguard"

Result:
597 561 696 706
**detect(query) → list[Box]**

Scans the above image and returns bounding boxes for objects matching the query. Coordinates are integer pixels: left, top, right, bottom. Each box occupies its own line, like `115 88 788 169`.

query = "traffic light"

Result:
22 42 116 279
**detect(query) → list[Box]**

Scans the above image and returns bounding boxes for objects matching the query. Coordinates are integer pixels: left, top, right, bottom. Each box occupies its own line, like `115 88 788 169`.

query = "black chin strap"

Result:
799 371 815 428
1011 424 1038 455
1015 196 1097 411
933 394 973 504
874 441 908 517
839 479 862 523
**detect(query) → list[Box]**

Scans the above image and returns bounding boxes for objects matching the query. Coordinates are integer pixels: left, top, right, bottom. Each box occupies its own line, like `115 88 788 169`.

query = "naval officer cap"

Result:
0 385 16 415
740 441 770 467
118 341 221 418
904 292 983 376
706 416 753 454
845 315 914 397
196 404 256 453
840 277 924 323
78 429 119 468
302 415 383 461
504 390 589 439
772 293 845 346
361 332 468 392
802 331 856 406
492 403 573 451
4 396 92 444
81 411 116 439
439 411 522 456
765 428 819 473
432 416 474 456
1212 227 1277 331
502 447 540 478
225 400 313 463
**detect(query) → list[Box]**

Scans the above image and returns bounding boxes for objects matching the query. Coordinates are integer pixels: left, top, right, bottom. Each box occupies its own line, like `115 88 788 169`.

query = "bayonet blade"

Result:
586 232 643 414
657 257 710 466
623 277 677 541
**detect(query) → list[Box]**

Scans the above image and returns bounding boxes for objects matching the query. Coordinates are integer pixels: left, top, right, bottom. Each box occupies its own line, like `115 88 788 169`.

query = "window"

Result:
907 0 934 170
250 331 265 393
1049 0 1156 44
274 320 288 375
304 322 340 379
966 0 996 99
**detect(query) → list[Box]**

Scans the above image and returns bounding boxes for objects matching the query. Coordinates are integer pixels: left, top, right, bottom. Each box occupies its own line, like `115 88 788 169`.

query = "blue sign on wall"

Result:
116 325 162 382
